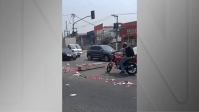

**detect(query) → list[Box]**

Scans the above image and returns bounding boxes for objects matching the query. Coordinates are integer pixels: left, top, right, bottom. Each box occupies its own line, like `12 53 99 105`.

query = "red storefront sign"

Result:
94 24 103 44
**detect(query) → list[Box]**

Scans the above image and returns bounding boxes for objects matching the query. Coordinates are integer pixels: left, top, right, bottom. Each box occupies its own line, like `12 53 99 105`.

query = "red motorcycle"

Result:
106 52 137 75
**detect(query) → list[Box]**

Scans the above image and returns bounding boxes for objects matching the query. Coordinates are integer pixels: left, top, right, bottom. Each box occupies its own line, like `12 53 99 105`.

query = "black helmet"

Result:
123 42 127 48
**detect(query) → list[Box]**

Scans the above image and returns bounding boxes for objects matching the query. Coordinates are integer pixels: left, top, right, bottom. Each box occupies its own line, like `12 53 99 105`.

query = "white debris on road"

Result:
70 94 77 96
73 71 81 76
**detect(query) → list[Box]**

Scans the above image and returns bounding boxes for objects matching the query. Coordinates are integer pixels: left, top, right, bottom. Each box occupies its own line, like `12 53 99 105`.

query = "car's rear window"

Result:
101 45 114 51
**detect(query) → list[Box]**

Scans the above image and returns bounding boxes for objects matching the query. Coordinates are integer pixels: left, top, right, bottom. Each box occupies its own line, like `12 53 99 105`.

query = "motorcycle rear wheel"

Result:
126 63 137 75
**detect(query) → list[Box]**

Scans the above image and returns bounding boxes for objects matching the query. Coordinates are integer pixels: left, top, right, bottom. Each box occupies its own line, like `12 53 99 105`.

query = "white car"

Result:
68 44 83 57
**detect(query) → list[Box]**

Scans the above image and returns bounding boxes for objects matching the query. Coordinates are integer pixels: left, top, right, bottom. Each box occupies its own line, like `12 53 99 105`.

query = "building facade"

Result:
94 24 103 44
96 26 118 45
119 21 137 48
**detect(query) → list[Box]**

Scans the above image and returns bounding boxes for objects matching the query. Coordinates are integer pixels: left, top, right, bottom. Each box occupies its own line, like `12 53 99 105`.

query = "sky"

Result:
62 0 137 35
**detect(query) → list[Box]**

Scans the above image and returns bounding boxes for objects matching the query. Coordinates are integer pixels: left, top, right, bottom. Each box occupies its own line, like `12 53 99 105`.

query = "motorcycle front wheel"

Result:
126 63 137 75
106 64 112 73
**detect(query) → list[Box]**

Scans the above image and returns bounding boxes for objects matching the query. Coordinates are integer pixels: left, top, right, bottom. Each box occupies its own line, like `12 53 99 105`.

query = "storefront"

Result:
119 21 137 48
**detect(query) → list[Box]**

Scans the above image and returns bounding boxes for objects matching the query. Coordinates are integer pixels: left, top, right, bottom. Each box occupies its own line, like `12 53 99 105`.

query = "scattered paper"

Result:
126 82 133 85
117 82 122 85
91 75 99 79
109 79 115 82
126 85 131 88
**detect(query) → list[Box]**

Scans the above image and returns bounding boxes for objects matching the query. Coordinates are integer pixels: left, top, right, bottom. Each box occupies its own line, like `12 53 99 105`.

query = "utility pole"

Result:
66 21 67 31
65 21 68 36
112 14 119 50
72 14 75 34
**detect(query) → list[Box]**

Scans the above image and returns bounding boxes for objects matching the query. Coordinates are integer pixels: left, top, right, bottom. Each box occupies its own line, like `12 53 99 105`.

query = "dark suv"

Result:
87 45 115 62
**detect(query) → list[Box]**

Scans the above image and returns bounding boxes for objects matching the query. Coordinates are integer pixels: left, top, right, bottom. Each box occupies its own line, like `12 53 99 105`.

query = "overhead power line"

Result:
62 14 72 16
114 13 137 15
91 15 112 25
76 15 112 29
68 15 72 24
67 13 136 30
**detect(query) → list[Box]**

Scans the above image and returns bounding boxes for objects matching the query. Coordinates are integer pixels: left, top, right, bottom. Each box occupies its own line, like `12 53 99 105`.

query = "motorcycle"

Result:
106 52 137 75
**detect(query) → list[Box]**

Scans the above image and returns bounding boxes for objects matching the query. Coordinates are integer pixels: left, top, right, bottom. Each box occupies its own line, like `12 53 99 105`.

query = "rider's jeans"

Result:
119 57 127 71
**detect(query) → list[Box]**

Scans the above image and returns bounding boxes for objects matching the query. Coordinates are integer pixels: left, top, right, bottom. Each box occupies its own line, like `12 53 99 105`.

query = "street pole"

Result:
72 14 75 34
66 21 68 36
81 37 83 47
66 21 67 31
128 36 129 45
112 14 119 50
116 16 118 50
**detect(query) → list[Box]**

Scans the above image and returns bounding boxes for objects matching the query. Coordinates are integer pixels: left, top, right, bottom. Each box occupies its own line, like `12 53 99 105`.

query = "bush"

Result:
101 36 114 45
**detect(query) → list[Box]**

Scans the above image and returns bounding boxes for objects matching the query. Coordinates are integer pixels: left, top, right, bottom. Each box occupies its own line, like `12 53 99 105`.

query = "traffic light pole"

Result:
71 11 95 37
72 14 75 34
112 15 119 50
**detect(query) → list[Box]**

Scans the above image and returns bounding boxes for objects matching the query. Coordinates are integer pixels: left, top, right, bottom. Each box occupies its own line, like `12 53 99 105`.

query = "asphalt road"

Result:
62 51 137 112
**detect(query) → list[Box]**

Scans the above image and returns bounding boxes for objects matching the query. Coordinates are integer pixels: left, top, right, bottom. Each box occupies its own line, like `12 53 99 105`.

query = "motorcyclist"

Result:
112 42 131 74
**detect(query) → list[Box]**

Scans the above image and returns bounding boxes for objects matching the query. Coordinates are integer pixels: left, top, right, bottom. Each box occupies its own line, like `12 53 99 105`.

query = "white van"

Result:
68 44 83 57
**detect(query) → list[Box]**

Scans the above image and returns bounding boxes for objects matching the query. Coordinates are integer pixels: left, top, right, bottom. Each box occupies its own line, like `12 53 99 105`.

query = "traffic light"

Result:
91 10 95 19
114 23 118 29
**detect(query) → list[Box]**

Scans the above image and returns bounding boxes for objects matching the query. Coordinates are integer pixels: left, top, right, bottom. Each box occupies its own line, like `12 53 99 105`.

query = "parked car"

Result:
62 48 77 61
87 45 115 62
68 44 83 57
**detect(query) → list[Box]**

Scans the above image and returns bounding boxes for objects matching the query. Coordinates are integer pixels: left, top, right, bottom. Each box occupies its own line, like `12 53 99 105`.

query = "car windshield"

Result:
62 48 72 52
75 44 81 49
70 45 77 49
101 46 114 51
